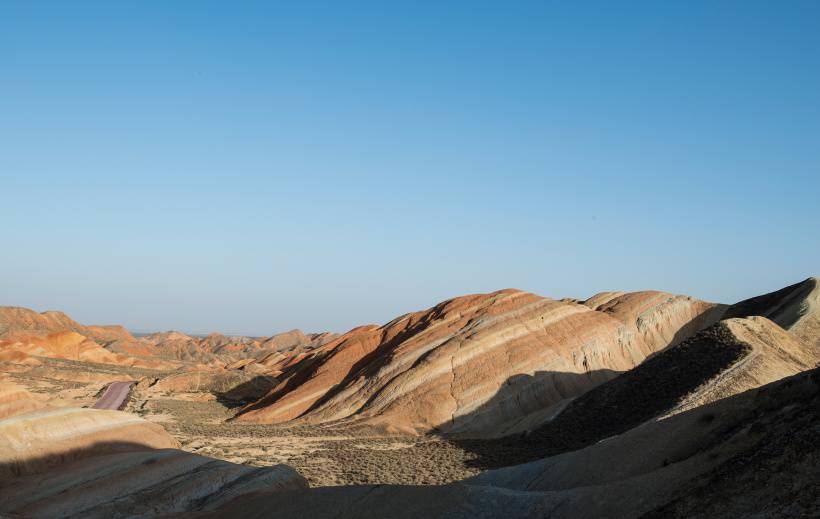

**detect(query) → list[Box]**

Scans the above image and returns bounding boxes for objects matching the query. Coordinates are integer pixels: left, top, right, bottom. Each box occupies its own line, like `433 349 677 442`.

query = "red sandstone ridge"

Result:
235 289 724 435
0 307 137 347
0 331 171 369
0 306 334 371
0 307 173 369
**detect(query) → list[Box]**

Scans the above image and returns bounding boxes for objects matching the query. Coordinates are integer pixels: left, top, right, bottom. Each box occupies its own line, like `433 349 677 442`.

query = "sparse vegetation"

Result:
140 396 481 486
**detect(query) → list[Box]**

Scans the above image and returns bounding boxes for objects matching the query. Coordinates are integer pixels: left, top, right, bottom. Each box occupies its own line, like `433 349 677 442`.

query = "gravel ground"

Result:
137 397 482 486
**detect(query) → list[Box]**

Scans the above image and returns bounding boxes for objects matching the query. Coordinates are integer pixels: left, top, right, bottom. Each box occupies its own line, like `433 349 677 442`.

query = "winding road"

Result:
92 380 136 410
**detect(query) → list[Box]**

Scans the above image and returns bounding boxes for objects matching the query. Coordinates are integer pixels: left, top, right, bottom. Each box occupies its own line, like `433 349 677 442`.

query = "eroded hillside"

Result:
1 278 818 518
235 288 724 436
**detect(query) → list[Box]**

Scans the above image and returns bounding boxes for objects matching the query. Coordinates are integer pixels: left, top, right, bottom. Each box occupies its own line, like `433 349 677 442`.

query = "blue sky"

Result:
2 1 819 335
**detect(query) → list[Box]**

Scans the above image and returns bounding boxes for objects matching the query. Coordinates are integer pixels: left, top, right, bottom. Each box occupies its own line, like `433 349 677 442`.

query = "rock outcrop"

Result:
236 289 724 435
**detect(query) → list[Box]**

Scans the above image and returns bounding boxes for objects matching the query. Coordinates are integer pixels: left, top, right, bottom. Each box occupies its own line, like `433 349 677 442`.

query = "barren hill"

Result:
140 328 336 365
0 307 174 369
723 276 820 347
236 289 724 435
0 307 107 342
0 305 336 372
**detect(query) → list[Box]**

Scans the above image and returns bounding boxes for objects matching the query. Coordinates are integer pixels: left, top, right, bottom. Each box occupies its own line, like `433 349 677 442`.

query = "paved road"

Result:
92 381 136 410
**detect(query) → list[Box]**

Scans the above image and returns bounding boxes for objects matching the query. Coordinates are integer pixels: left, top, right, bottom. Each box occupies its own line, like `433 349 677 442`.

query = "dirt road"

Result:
92 381 136 410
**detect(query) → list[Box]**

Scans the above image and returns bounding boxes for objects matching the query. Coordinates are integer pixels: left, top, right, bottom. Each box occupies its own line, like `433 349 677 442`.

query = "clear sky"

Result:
2 1 819 336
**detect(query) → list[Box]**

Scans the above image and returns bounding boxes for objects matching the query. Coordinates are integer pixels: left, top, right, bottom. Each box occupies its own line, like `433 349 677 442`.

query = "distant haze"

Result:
2 2 819 336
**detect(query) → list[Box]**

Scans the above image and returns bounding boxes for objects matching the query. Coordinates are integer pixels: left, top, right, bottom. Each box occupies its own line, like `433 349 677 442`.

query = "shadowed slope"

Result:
724 276 819 346
193 369 820 519
0 407 179 477
0 407 307 518
0 445 307 518
455 316 818 469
